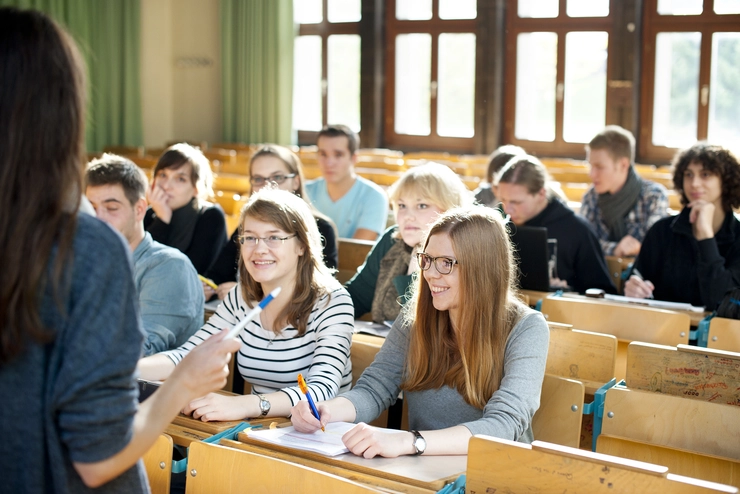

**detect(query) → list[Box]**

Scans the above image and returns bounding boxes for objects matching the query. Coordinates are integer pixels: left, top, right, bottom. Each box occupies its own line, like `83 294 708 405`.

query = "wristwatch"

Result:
410 430 426 456
258 394 271 416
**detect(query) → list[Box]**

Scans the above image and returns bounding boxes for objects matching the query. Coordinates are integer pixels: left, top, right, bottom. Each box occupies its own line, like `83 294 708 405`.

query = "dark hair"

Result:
317 124 359 155
153 143 213 199
671 142 740 211
85 154 148 206
0 8 87 363
485 145 526 184
587 125 636 165
716 288 740 320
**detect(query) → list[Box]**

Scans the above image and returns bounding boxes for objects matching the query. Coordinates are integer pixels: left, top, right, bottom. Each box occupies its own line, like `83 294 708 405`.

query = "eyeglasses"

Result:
238 234 296 248
250 174 297 186
416 253 459 275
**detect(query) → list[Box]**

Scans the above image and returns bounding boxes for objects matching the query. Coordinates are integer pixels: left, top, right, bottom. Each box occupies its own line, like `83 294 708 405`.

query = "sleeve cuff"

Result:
697 237 722 263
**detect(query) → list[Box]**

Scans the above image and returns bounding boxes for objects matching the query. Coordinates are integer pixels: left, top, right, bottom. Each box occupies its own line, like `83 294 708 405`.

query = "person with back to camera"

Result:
139 189 354 421
292 207 549 457
0 8 239 491
345 162 473 323
145 142 228 274
625 143 740 310
473 144 526 208
496 155 616 294
203 144 338 301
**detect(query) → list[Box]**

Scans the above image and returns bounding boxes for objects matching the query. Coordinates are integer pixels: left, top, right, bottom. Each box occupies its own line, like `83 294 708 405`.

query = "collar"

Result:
133 232 153 263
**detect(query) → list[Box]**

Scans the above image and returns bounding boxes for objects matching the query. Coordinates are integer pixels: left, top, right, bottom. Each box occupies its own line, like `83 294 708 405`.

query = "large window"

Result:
640 0 740 161
504 0 611 156
384 0 478 151
293 0 362 142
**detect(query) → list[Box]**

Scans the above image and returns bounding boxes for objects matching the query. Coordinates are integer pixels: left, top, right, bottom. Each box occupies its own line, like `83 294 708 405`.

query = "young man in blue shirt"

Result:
306 124 388 240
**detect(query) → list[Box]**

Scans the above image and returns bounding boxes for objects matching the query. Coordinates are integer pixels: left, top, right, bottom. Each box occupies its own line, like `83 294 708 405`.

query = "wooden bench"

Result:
540 296 691 381
350 333 388 428
142 433 173 494
467 435 738 493
186 441 384 493
337 238 374 284
605 255 634 295
545 323 617 393
532 374 585 448
597 435 740 488
707 317 740 353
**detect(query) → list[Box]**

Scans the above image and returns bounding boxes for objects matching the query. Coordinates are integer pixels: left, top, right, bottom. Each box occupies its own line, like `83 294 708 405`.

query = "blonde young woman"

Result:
139 189 353 421
203 144 337 300
145 143 228 274
345 163 472 323
292 207 549 457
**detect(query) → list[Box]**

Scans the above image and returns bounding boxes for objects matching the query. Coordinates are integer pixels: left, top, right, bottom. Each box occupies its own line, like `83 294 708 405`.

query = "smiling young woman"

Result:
625 143 740 309
138 189 353 422
345 162 472 324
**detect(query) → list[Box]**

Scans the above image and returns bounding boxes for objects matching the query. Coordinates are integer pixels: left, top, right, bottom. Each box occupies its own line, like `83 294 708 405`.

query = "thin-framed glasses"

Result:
250 174 297 186
416 252 459 275
238 234 297 248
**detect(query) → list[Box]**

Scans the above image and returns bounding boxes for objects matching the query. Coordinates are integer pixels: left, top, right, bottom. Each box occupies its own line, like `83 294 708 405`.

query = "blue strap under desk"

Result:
582 378 618 452
171 422 253 473
534 289 563 312
693 312 715 347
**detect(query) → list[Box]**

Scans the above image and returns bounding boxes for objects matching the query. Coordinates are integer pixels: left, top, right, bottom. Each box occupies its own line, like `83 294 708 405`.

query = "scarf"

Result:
371 238 413 324
597 166 642 241
167 197 201 253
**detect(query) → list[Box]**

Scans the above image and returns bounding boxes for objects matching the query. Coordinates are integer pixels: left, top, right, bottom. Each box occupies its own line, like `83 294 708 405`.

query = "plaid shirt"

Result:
580 179 669 256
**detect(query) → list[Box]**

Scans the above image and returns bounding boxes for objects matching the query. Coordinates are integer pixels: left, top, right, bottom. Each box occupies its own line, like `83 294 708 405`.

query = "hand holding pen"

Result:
297 373 325 432
624 268 655 300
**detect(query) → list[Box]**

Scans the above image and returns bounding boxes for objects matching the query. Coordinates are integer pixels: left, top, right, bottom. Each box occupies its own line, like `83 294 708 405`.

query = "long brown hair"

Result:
0 8 87 363
401 207 528 408
237 189 338 335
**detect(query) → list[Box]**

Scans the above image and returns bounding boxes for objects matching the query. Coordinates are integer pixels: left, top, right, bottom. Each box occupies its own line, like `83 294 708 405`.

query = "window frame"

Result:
639 0 740 163
503 0 615 157
383 0 478 152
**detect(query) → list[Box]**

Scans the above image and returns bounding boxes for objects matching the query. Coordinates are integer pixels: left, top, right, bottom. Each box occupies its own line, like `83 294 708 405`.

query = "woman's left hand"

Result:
341 423 415 458
183 392 253 422
689 200 715 240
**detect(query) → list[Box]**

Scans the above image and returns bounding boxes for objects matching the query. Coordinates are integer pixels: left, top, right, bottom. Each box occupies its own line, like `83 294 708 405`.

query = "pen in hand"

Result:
297 373 324 432
630 268 654 299
198 274 218 290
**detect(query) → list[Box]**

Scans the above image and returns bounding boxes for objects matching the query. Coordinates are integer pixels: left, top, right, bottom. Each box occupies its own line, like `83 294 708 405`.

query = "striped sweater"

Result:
162 286 354 404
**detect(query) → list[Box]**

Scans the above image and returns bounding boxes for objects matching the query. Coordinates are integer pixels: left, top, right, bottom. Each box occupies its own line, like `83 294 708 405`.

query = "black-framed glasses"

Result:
416 253 459 275
250 174 297 186
238 234 296 248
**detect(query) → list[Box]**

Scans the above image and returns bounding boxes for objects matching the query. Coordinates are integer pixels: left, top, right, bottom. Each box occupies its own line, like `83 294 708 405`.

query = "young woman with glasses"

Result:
345 162 472 324
139 188 353 421
203 145 338 300
291 207 549 457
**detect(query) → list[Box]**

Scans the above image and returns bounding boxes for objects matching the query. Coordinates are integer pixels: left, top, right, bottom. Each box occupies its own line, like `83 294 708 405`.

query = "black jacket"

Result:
633 208 740 310
525 199 616 294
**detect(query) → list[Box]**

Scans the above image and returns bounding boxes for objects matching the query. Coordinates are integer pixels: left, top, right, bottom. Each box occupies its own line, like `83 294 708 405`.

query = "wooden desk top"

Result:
521 289 709 326
233 432 466 493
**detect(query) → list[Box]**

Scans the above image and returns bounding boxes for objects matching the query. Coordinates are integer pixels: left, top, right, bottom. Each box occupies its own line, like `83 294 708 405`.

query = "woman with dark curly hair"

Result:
625 143 740 309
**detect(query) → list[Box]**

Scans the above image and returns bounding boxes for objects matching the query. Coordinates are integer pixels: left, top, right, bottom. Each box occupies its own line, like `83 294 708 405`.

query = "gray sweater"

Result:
343 309 549 443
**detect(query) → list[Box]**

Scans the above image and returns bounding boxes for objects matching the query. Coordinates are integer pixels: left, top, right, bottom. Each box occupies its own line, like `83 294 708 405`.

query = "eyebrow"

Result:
101 198 125 205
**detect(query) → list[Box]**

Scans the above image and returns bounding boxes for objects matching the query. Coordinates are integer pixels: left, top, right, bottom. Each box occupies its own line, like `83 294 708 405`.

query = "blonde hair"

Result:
401 207 528 408
388 162 472 213
237 188 338 335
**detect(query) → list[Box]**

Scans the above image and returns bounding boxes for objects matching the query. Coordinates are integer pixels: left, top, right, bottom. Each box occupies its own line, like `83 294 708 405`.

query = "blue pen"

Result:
297 373 325 432
225 287 282 339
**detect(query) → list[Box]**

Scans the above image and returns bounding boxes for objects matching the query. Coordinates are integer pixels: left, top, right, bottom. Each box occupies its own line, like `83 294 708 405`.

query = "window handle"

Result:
430 81 438 99
556 82 564 102
321 79 328 98
701 84 709 107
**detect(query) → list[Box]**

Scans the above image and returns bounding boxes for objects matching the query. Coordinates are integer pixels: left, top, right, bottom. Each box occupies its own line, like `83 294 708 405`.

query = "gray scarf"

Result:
597 166 642 241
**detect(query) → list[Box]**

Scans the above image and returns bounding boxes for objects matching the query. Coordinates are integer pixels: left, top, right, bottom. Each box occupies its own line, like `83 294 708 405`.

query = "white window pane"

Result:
328 35 361 133
439 0 476 19
395 34 431 136
657 0 703 15
328 0 361 22
652 32 701 147
396 0 432 20
294 0 322 24
708 33 740 147
515 32 557 142
292 36 323 131
438 33 476 138
567 0 609 17
518 0 558 18
563 32 608 143
715 0 740 14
